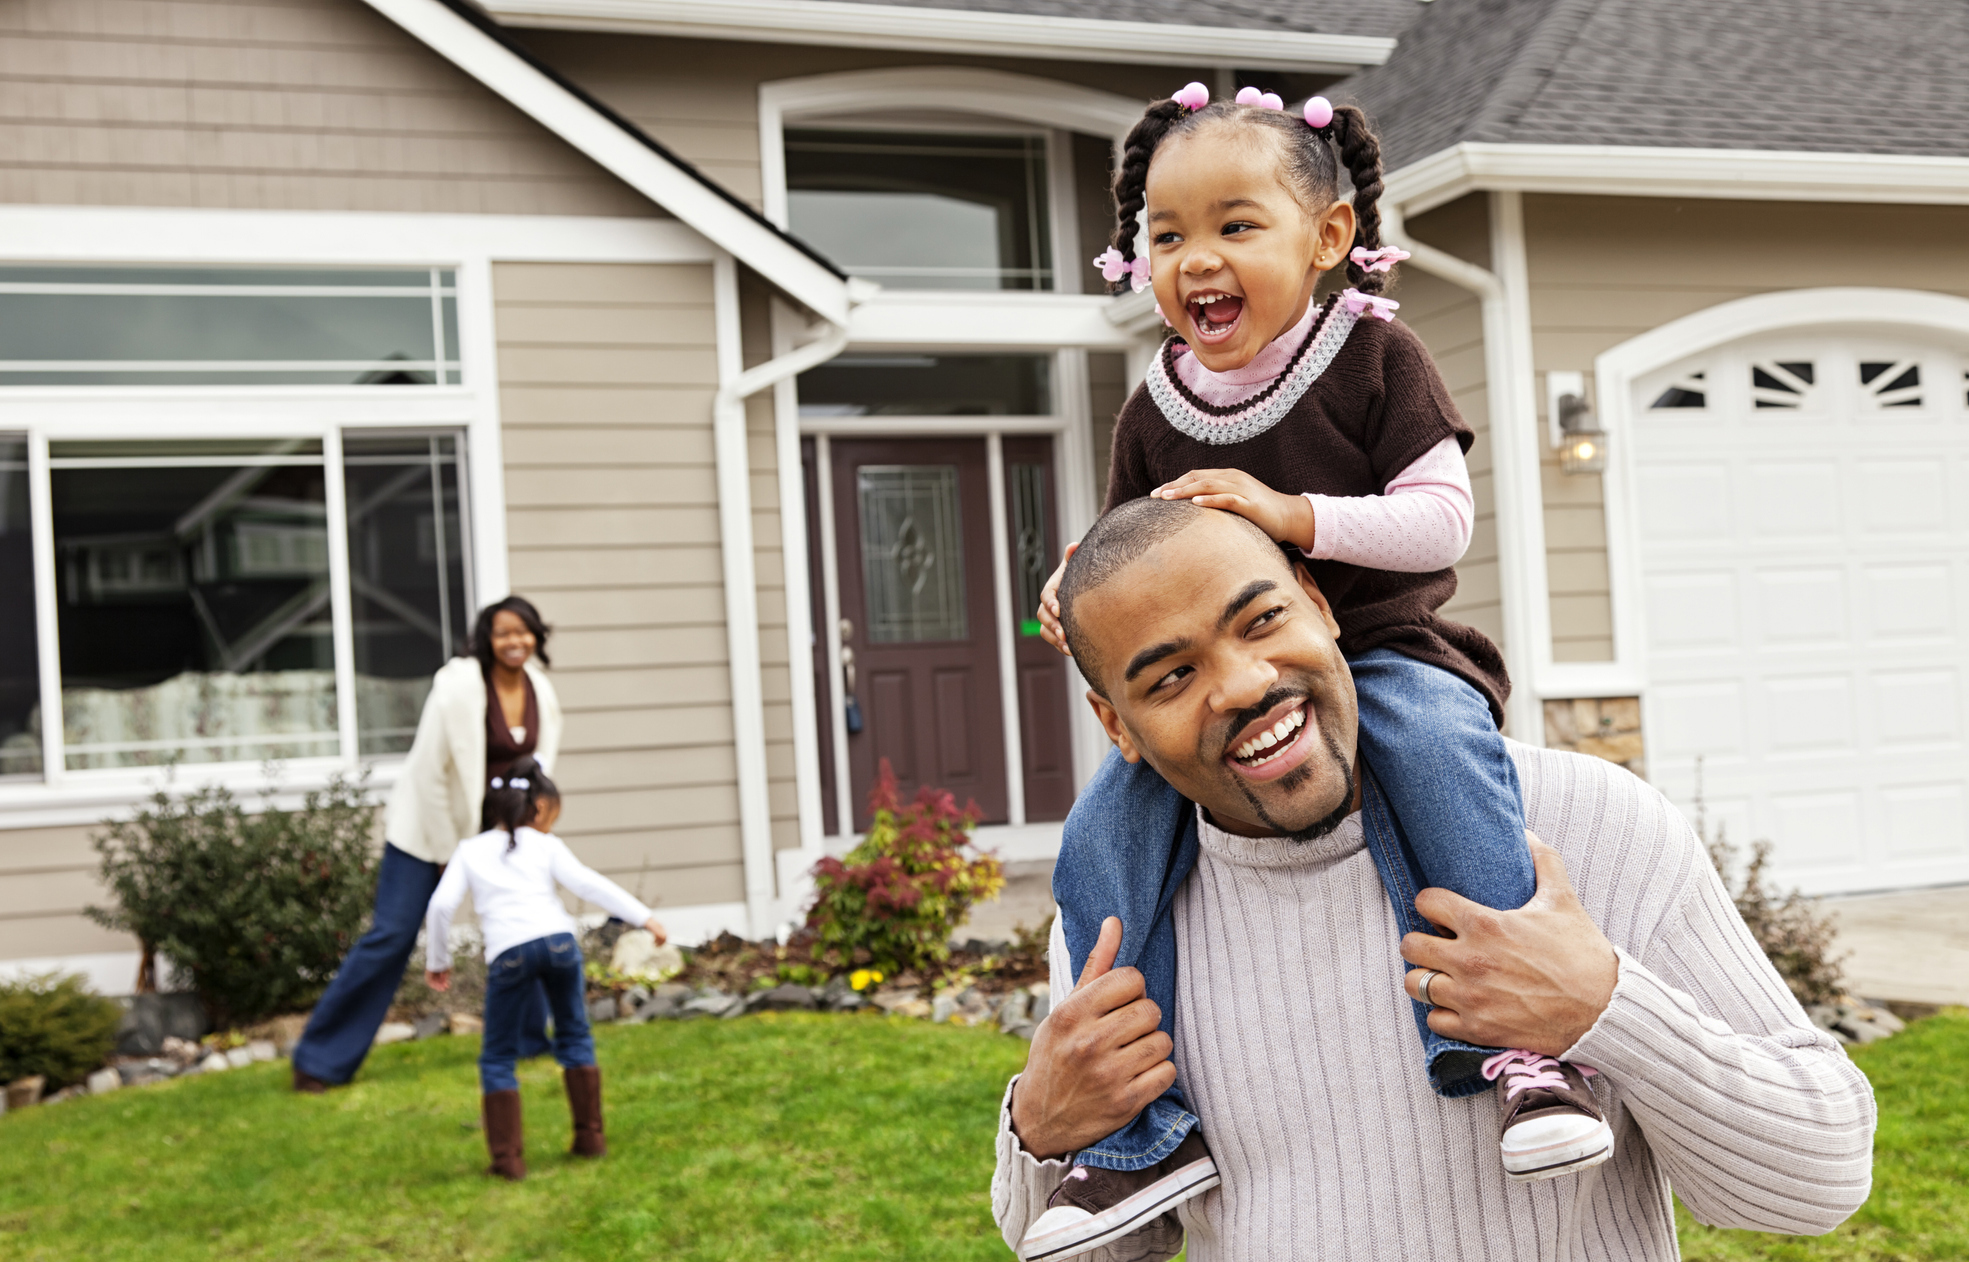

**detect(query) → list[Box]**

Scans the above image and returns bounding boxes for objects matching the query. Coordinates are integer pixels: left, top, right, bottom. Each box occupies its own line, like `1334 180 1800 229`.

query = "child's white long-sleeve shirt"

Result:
423 826 654 970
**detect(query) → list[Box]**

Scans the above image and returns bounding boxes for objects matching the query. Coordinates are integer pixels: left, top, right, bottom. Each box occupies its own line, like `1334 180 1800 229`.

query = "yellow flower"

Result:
850 968 884 992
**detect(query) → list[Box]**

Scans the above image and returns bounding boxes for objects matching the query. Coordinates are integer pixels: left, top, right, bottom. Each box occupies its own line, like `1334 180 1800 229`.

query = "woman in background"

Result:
293 596 563 1092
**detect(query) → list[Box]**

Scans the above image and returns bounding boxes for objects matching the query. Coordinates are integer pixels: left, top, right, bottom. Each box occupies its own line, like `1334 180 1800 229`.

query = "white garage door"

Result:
1632 333 1969 894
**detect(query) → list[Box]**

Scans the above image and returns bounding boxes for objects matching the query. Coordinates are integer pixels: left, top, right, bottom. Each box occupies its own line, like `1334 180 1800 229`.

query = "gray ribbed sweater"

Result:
992 744 1875 1260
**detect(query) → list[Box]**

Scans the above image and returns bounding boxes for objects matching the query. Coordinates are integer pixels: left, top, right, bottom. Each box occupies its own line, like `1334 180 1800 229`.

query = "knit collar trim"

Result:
1148 294 1357 446
1194 804 1365 869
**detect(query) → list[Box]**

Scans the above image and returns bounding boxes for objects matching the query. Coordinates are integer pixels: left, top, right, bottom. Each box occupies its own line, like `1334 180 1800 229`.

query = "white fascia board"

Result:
484 0 1394 71
359 0 849 324
848 291 1139 349
1387 142 1969 218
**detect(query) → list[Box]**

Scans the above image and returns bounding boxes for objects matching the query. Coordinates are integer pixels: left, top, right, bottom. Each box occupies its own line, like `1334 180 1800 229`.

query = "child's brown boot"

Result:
482 1089 527 1180
565 1065 606 1157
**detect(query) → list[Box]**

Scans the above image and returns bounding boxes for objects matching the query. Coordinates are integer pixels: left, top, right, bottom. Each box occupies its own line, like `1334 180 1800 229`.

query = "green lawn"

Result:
1 1008 1962 1261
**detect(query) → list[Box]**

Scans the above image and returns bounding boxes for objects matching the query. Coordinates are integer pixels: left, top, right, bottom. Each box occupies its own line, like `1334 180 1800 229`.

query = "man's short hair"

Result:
1059 497 1285 697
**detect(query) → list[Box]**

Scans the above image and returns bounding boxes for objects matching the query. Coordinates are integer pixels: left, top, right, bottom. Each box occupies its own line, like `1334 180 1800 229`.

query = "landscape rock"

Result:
160 1036 202 1063
255 1014 310 1056
87 1067 121 1095
1028 982 1052 1024
955 989 993 1023
224 1046 255 1069
610 931 686 983
118 1059 177 1085
114 992 210 1057
448 1013 484 1036
752 983 818 1012
6 1075 45 1109
588 996 618 1024
931 993 957 1023
1007 1022 1038 1041
373 1022 416 1047
199 1052 231 1073
998 991 1032 1030
411 1014 448 1041
681 990 743 1019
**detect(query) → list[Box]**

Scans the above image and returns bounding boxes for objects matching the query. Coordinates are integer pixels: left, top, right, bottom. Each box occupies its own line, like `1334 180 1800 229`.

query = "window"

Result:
798 354 1052 417
785 129 1052 291
0 266 459 386
0 440 37 777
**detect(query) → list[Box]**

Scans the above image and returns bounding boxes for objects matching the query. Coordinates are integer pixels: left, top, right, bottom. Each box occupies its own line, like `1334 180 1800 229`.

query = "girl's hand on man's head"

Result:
1153 468 1316 552
1038 544 1077 657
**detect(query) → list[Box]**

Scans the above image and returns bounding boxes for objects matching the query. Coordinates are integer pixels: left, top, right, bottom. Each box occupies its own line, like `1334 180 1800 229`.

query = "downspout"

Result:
1380 196 1550 744
711 252 852 939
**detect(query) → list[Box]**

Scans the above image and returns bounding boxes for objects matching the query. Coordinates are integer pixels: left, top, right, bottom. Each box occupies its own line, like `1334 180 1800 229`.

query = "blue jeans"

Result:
479 933 595 1093
293 843 553 1086
1053 649 1532 1170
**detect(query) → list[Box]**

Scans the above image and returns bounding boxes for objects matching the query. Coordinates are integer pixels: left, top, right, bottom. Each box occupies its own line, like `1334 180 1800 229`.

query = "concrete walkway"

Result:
1823 885 1969 1007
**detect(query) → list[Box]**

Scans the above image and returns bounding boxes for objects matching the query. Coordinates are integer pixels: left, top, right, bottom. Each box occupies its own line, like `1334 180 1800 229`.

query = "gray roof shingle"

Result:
823 0 1427 41
1339 0 1969 170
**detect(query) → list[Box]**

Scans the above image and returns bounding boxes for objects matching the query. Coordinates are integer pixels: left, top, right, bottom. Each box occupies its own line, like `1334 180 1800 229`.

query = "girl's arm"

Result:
544 836 661 935
423 855 471 973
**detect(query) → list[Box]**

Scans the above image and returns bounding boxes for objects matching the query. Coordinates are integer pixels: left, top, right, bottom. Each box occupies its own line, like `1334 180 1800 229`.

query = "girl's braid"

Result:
1330 105 1388 295
1106 98 1187 290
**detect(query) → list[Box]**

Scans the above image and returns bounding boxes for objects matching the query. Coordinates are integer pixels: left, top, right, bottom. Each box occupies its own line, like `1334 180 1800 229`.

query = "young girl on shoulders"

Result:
1020 85 1610 1261
423 755 666 1181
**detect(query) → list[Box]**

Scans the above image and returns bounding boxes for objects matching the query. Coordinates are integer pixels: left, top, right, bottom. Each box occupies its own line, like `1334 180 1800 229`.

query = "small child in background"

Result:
423 755 666 1181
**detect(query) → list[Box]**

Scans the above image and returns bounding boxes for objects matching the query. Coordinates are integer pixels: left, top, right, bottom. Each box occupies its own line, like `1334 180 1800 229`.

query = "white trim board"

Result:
356 0 850 324
485 0 1395 71
848 292 1140 351
1386 142 1969 220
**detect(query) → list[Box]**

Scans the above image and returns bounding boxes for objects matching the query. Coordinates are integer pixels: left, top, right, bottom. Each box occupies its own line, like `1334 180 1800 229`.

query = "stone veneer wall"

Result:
1543 697 1644 780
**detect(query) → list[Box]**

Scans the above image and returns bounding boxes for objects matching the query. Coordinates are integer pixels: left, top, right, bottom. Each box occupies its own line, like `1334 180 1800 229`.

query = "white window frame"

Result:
0 204 713 826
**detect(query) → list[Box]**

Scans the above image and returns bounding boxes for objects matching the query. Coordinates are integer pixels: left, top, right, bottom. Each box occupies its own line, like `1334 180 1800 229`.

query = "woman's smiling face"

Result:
1143 125 1354 373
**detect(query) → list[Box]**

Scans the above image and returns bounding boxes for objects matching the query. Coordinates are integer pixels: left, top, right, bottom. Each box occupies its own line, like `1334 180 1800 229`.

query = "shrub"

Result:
803 760 1004 977
0 973 122 1089
87 774 379 1027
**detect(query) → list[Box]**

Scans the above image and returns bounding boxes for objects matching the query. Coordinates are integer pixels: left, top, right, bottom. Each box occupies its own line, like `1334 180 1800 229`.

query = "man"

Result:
993 498 1873 1260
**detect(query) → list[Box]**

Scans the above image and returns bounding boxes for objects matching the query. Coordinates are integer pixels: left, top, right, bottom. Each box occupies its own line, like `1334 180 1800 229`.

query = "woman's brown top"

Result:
1105 297 1510 724
484 672 540 786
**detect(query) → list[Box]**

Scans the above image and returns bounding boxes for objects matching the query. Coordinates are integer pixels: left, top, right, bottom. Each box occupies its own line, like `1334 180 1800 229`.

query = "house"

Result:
1 0 1964 993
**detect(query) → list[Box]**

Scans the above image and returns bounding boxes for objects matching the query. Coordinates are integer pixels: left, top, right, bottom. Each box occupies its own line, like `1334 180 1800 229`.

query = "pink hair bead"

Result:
1173 82 1210 111
1304 96 1334 129
1234 87 1285 110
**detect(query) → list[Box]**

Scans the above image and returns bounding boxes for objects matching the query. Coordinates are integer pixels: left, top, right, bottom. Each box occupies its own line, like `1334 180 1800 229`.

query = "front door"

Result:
832 438 1009 829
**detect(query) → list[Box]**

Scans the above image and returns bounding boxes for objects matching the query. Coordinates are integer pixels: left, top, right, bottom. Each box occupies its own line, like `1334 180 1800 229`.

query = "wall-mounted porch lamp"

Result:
1546 370 1607 475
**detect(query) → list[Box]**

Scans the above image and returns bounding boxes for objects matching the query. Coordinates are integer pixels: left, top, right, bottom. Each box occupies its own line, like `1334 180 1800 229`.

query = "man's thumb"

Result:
1078 916 1123 988
1527 832 1578 904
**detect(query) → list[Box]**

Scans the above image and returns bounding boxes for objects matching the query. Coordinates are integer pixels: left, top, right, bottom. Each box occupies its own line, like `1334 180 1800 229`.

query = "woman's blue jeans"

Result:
1052 649 1532 1170
479 933 596 1094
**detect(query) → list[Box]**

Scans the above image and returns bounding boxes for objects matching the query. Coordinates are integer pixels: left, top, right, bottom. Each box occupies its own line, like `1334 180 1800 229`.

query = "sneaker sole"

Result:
1018 1157 1221 1262
1503 1120 1615 1183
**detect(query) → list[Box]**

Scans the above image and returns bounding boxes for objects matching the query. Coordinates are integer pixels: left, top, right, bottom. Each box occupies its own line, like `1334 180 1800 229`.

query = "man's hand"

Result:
425 968 452 993
1009 917 1177 1160
1153 469 1316 553
1400 833 1618 1056
1037 544 1077 656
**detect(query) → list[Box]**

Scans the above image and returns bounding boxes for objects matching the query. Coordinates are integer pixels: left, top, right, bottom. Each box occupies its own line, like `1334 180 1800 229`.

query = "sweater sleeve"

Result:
1566 842 1876 1234
1302 435 1473 571
423 853 471 973
545 835 655 928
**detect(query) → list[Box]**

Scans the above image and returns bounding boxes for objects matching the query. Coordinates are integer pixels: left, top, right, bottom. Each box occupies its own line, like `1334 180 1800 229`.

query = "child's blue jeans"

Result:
479 932 596 1093
1053 648 1532 1171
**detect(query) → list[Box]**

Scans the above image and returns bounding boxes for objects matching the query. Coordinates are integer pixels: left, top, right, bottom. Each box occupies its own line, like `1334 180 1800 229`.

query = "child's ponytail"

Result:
1105 97 1188 288
1329 106 1388 296
486 755 559 853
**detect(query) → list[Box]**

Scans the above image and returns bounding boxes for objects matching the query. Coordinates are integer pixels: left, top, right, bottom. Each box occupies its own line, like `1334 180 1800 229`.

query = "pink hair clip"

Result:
1172 82 1210 111
1350 246 1411 274
1303 96 1334 129
1342 288 1400 322
1092 247 1152 293
1234 86 1285 111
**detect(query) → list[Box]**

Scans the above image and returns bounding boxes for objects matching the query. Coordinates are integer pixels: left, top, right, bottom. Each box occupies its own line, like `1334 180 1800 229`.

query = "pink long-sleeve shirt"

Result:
1172 302 1474 573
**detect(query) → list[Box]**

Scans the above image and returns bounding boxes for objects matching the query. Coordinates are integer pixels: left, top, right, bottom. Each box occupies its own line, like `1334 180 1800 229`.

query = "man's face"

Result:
1076 511 1359 838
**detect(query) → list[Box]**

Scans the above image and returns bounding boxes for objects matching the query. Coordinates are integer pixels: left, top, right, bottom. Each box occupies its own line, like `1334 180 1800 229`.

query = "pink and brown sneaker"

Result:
1017 1129 1217 1261
1483 1050 1614 1182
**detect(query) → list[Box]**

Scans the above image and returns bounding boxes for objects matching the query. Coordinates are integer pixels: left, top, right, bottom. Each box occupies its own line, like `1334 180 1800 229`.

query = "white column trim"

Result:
812 434 855 838
26 433 62 787
985 433 1026 826
769 301 827 863
321 426 360 763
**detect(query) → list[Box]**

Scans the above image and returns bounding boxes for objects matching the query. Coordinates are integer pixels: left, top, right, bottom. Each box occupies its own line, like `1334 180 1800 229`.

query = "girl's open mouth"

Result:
1188 292 1245 344
1226 700 1314 783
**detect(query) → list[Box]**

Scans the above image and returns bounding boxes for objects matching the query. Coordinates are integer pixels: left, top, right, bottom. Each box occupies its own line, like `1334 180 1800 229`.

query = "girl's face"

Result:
1144 127 1356 373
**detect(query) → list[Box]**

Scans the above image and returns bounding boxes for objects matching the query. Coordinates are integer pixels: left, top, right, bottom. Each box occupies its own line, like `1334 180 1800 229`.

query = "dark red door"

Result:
832 438 1009 829
1004 437 1077 822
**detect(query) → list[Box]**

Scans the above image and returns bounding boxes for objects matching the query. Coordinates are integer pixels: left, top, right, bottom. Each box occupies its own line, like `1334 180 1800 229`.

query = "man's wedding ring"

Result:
1417 969 1442 1007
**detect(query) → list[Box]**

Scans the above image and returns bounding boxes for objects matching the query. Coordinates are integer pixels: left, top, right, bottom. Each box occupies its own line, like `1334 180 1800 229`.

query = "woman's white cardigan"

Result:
383 656 562 865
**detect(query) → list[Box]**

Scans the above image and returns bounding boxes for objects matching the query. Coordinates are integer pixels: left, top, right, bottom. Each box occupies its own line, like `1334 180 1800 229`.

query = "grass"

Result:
2 1008 1963 1260
0 1012 1029 1262
1676 1008 1969 1261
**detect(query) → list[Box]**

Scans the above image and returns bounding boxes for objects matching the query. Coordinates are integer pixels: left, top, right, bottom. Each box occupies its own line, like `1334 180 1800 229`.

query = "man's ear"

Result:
1085 690 1144 763
1292 560 1343 639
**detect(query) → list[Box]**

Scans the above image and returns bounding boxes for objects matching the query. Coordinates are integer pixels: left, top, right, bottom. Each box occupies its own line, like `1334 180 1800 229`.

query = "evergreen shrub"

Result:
0 973 122 1089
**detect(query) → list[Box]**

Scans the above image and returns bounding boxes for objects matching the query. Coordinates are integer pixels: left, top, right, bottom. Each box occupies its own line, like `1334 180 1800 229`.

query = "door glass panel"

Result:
785 129 1052 291
51 439 338 769
858 465 967 643
1011 462 1049 638
344 433 472 756
799 354 1050 417
0 438 39 776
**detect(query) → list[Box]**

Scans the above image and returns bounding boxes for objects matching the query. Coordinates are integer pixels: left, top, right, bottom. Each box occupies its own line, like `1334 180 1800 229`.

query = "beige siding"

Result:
497 260 746 912
1526 194 1969 661
0 823 134 961
0 0 652 215
521 30 1201 212
1400 196 1503 655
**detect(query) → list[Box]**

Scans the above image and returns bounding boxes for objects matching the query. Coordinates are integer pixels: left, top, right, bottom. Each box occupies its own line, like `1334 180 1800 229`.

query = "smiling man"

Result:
992 498 1874 1261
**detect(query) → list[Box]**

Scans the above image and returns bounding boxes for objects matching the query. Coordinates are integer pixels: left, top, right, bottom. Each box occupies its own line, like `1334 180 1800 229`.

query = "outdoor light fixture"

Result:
1546 370 1607 476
